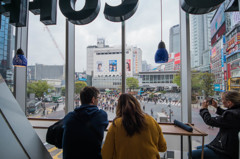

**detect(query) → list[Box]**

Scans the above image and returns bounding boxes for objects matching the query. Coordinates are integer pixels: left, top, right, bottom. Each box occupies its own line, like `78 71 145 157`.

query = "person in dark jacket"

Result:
63 86 109 159
192 90 240 159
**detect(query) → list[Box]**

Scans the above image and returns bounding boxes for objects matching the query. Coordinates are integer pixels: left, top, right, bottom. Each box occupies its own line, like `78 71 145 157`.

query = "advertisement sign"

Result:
96 61 103 72
214 84 221 91
230 12 240 30
126 59 131 71
230 60 240 78
211 46 217 57
226 33 240 54
227 63 231 78
109 60 117 72
174 52 180 64
134 50 138 73
224 71 227 81
211 4 225 38
221 48 224 68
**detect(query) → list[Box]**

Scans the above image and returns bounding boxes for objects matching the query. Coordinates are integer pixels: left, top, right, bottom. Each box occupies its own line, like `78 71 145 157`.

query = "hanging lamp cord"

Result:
20 27 22 49
161 0 162 41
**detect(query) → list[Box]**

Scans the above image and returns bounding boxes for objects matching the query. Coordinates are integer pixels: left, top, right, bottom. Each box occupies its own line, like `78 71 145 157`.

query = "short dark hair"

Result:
16 48 24 55
222 90 240 105
80 86 99 105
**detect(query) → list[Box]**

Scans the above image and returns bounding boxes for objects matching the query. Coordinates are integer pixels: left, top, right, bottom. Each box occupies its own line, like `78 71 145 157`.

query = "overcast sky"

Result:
28 0 179 72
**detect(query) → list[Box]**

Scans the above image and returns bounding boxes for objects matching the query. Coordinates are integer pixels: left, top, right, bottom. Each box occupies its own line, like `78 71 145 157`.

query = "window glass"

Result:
0 15 14 92
27 5 66 119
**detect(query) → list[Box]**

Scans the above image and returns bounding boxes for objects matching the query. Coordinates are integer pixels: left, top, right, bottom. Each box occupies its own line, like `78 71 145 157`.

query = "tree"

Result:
173 71 214 103
173 72 181 86
75 81 87 95
61 87 65 96
198 72 215 97
27 81 53 98
173 71 201 93
126 77 139 92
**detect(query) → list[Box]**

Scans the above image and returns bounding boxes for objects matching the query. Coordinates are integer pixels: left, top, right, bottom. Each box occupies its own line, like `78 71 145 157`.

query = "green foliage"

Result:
27 81 53 98
173 71 215 98
75 81 87 95
149 93 154 99
126 77 139 92
61 87 65 96
198 72 215 97
173 72 181 86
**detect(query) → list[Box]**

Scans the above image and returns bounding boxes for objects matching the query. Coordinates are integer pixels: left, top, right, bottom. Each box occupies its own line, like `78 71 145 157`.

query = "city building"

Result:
190 12 214 71
139 71 178 91
27 64 64 81
87 38 142 89
169 24 180 53
27 64 65 94
156 52 180 71
0 15 15 89
142 60 151 72
210 3 227 93
225 12 240 92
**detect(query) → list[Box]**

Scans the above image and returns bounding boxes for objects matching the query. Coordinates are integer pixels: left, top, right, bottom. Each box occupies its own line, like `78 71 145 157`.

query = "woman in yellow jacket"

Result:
102 93 167 159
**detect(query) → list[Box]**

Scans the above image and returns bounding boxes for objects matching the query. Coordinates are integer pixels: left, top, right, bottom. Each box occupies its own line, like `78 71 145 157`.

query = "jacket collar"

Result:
228 104 240 110
75 104 98 111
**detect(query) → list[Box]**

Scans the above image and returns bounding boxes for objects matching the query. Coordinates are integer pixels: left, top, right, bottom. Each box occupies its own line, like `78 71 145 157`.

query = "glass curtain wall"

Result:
0 15 15 92
27 5 66 119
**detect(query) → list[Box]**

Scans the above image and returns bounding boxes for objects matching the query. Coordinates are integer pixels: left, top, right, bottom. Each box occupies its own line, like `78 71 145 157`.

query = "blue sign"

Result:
221 48 224 67
79 78 87 82
214 84 221 91
223 35 226 44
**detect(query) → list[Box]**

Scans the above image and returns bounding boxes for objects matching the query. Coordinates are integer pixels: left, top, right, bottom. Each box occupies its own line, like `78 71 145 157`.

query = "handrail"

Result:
28 118 60 121
28 118 196 132
239 132 240 159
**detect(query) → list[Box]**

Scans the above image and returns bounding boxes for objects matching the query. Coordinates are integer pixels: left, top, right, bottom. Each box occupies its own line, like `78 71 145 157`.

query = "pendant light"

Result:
13 28 27 67
155 0 168 63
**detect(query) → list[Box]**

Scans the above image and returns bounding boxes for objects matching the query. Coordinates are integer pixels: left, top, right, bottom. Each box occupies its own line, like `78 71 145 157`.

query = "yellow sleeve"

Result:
156 122 167 152
101 124 115 159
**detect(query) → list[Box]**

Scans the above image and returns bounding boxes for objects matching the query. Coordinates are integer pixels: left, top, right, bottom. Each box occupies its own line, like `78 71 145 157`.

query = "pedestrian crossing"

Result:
45 143 63 159
141 101 181 107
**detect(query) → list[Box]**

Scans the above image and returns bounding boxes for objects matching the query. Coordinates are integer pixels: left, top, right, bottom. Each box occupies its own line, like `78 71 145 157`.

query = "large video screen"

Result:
109 60 117 72
96 61 103 72
126 59 131 71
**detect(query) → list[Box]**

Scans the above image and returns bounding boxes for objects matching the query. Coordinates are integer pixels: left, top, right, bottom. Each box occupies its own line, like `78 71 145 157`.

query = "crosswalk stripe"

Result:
53 150 63 159
48 147 57 153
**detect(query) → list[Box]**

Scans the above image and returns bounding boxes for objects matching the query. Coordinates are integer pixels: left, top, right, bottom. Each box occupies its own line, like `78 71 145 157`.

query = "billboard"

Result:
214 84 221 91
174 52 180 64
109 60 117 72
211 4 226 45
230 12 240 30
211 4 225 38
126 59 131 71
96 61 103 72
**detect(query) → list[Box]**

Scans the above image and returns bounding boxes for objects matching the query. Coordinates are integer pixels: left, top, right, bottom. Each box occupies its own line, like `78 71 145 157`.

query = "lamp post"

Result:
168 98 172 122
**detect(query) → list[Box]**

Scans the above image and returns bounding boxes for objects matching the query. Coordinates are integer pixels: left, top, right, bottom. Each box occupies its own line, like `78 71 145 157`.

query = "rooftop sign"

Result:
0 0 139 27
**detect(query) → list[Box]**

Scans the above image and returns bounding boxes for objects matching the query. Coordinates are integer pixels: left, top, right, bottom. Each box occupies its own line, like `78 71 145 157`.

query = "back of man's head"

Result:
80 86 99 105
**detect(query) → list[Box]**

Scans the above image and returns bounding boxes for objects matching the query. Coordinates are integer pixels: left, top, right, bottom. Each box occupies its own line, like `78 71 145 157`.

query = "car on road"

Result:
57 97 64 103
43 97 52 102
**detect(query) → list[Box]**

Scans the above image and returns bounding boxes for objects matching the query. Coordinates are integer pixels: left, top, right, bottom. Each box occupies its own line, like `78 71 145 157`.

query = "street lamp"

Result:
168 98 172 122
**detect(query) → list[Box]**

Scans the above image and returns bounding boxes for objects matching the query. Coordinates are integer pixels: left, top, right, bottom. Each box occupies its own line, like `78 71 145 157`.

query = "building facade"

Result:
27 64 64 81
142 60 151 72
139 71 178 91
0 15 15 89
190 12 214 70
169 24 180 53
86 38 142 89
225 14 240 92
